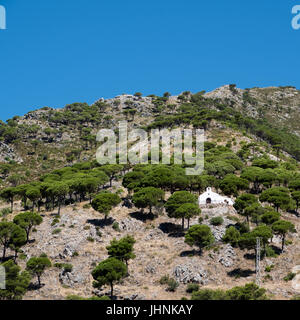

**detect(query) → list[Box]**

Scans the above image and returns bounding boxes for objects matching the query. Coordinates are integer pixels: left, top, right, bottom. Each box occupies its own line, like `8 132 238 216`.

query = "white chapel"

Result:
198 187 234 206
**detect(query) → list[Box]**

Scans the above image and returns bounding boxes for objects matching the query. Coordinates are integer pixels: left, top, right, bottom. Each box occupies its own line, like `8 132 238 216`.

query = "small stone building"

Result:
198 187 234 206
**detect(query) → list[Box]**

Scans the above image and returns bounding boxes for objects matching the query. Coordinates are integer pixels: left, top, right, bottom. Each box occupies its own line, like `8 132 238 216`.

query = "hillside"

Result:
0 85 299 301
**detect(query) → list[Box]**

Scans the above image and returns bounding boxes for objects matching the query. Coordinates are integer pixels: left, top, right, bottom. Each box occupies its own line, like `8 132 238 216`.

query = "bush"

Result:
210 216 224 226
0 208 11 217
192 283 267 300
283 272 296 282
112 222 120 232
54 263 73 273
264 245 278 258
159 275 170 285
186 283 199 293
52 228 61 234
87 237 95 242
63 264 73 273
166 278 179 292
51 218 60 226
159 275 179 292
265 265 274 273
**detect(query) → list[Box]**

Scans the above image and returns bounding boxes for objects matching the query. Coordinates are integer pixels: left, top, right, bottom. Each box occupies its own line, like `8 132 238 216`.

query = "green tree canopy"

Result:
271 220 295 252
106 235 136 268
13 212 43 242
175 203 201 230
26 255 52 287
259 187 291 212
165 191 198 229
185 224 214 253
132 187 164 214
234 193 258 224
0 187 18 211
91 192 121 220
222 226 241 247
92 257 127 299
219 174 249 196
0 222 23 260
0 260 30 300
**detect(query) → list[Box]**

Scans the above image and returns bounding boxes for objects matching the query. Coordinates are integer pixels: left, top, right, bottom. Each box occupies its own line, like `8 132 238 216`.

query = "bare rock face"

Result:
173 259 208 284
59 266 88 288
291 266 300 293
217 244 236 268
144 229 164 241
0 142 23 163
119 218 144 232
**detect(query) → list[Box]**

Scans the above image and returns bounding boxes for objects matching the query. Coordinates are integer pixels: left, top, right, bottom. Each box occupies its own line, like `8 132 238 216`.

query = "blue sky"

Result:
0 0 299 121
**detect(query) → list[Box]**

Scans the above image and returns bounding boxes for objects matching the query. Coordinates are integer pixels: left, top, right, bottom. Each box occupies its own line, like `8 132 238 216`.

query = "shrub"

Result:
0 208 11 217
265 265 274 273
210 216 224 226
62 264 73 273
159 275 170 285
112 222 120 232
87 237 95 242
52 228 61 234
186 283 199 293
264 245 278 258
166 278 179 292
51 218 60 226
283 272 296 282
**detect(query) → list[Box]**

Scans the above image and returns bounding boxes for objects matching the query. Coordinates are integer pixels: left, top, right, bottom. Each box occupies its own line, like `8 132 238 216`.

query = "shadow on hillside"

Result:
86 217 114 228
0 255 15 263
159 222 184 238
122 198 133 209
227 268 255 278
243 253 256 260
179 249 200 257
28 283 45 291
287 209 299 217
129 211 155 222
268 244 282 255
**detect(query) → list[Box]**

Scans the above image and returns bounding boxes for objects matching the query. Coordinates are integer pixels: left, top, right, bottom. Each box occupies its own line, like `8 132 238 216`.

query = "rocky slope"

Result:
1 85 300 300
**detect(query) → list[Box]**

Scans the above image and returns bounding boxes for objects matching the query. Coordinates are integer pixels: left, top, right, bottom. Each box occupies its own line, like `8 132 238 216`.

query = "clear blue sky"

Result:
0 0 299 121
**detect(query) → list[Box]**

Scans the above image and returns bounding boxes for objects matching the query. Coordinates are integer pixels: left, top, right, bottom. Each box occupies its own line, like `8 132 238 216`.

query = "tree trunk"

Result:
187 218 190 229
10 199 13 212
2 246 6 260
58 201 61 216
182 218 185 231
37 275 41 287
110 282 114 299
14 249 18 262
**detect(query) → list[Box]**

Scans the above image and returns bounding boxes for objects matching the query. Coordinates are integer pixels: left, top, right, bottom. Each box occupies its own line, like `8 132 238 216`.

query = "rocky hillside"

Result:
0 85 300 300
